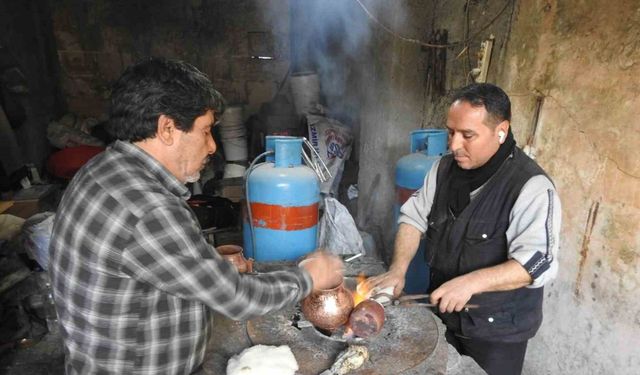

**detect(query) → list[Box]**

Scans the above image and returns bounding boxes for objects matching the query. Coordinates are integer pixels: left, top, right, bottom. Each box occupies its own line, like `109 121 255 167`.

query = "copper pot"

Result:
348 299 385 338
216 245 254 273
301 281 354 331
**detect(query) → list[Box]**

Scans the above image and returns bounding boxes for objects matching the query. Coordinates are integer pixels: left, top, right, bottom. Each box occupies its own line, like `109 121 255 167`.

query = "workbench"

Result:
201 257 449 374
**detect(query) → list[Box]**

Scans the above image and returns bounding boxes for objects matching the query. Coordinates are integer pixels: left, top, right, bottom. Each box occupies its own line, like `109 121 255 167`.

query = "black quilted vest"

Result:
425 147 549 342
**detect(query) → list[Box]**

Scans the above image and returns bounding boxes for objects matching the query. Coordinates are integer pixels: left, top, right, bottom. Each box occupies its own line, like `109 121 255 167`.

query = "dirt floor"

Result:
0 259 65 375
0 330 64 375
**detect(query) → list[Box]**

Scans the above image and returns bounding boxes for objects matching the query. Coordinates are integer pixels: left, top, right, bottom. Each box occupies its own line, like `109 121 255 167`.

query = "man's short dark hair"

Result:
451 83 511 126
107 57 225 142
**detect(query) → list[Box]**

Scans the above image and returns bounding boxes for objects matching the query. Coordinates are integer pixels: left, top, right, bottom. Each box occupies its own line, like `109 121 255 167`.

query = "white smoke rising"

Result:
260 0 409 123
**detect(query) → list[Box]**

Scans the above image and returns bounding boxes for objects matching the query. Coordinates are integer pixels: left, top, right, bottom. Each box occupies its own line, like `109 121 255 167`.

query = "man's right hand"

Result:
360 223 421 298
299 250 344 291
360 267 406 298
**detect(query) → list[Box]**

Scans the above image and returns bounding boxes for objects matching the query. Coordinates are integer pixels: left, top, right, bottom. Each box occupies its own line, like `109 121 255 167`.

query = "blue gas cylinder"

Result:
243 137 320 261
395 129 448 294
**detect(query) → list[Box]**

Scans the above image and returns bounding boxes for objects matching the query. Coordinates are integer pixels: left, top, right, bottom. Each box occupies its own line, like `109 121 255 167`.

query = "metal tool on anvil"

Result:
373 292 480 309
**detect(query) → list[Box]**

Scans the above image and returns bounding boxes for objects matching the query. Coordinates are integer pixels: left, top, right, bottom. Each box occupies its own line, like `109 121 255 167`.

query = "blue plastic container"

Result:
243 137 320 261
395 129 448 294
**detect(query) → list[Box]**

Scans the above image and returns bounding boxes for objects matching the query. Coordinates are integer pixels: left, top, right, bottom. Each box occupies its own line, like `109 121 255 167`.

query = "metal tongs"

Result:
375 293 479 309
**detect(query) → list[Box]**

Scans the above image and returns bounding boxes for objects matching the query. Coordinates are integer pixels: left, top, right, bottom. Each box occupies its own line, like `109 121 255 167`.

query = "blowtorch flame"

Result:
353 273 369 306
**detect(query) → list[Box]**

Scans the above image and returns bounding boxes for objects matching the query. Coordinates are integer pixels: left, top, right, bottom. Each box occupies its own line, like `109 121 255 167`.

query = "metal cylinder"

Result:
244 137 320 261
264 135 296 162
394 129 448 294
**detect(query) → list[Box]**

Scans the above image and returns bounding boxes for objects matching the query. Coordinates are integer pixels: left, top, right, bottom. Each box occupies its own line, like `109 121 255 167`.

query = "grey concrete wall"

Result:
354 0 640 373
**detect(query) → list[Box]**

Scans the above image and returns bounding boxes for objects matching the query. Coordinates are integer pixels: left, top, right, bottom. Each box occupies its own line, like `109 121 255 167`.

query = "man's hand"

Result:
299 250 344 290
359 223 423 298
360 267 406 298
429 274 477 313
430 260 534 313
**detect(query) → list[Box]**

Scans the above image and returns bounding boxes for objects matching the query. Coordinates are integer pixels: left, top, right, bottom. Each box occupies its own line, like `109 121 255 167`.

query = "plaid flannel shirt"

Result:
49 140 312 374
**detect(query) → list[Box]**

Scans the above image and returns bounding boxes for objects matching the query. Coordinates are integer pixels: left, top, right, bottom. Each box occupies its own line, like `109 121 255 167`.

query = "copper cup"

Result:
348 299 385 338
216 245 254 273
301 281 354 332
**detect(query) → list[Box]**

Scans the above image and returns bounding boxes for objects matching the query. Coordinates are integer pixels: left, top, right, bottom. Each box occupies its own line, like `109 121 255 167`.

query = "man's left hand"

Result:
429 274 477 313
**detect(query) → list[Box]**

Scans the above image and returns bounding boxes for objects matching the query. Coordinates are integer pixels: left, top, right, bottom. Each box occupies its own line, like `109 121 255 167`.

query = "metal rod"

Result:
303 137 332 181
397 294 431 302
301 149 325 182
344 253 363 262
394 302 479 309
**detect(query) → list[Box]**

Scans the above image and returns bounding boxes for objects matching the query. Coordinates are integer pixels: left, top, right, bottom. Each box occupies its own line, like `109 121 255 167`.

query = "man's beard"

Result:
184 156 209 184
185 171 201 183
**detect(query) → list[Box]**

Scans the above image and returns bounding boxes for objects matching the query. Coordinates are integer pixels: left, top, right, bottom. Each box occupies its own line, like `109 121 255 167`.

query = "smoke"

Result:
260 0 409 123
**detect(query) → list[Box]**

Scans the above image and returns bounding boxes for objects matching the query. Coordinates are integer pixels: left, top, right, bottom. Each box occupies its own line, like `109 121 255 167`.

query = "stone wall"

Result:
501 1 640 373
51 0 290 119
0 0 64 170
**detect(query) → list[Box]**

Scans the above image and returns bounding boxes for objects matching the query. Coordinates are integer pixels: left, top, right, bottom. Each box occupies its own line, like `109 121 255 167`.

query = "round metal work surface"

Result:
246 305 440 375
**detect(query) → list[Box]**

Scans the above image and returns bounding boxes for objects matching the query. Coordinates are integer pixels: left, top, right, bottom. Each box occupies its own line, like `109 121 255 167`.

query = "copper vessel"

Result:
348 299 385 338
301 281 354 331
216 245 254 273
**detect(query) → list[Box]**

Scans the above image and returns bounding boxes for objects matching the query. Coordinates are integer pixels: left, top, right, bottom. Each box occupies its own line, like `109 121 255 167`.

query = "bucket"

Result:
219 105 248 162
222 136 248 161
221 106 244 128
290 72 320 116
220 127 246 139
223 163 246 179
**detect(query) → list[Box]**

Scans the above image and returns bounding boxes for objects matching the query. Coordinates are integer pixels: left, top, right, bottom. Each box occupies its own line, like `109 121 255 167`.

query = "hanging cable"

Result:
353 0 513 49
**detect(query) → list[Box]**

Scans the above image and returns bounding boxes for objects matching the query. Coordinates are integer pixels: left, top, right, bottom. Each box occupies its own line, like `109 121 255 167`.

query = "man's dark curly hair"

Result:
107 57 225 142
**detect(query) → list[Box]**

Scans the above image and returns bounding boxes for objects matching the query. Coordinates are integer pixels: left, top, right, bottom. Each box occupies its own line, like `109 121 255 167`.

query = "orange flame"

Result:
353 273 369 306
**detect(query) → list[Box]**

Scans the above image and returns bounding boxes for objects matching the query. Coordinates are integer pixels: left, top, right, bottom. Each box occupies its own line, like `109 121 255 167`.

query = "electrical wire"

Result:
354 0 514 49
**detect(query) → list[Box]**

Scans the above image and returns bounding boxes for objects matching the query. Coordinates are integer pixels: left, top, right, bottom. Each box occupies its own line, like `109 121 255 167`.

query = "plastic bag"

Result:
318 198 364 255
22 212 55 270
306 115 353 196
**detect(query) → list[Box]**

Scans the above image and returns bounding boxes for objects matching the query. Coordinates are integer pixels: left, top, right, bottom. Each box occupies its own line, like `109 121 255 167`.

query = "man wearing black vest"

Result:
365 83 561 374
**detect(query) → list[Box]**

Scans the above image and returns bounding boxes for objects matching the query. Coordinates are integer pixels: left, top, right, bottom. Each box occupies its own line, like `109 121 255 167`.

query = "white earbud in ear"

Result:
498 131 506 143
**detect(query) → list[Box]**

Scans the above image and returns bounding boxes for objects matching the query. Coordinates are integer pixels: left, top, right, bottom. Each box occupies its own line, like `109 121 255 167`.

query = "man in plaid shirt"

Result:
48 58 343 374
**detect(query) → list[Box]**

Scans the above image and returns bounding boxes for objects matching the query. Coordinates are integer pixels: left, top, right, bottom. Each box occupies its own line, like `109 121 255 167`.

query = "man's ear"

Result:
157 115 176 146
497 121 509 137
